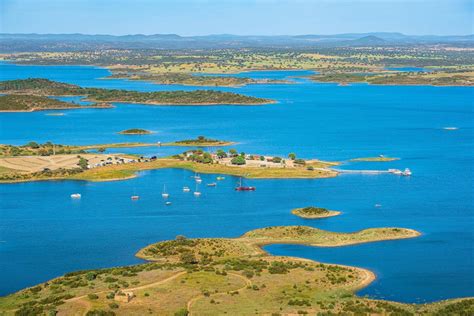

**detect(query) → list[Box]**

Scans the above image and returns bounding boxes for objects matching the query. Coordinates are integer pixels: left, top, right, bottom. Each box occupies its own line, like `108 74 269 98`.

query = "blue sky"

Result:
1 0 472 36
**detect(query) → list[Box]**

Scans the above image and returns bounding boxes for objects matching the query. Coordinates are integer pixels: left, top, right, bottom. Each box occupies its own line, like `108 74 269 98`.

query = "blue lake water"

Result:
385 67 434 73
0 62 473 303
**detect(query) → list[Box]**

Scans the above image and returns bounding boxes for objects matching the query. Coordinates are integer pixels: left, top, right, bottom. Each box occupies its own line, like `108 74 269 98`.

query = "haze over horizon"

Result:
1 0 472 36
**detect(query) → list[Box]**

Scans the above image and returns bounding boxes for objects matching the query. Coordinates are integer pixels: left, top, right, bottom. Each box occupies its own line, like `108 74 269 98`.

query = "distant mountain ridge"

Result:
0 32 472 52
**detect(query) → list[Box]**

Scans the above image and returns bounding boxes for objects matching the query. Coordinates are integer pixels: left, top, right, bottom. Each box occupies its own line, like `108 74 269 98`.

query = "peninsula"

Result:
0 94 111 112
0 147 338 182
0 79 274 111
3 225 471 315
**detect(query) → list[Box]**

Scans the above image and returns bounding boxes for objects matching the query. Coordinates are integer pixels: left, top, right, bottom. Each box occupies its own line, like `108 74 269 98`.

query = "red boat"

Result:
235 186 256 191
235 177 256 191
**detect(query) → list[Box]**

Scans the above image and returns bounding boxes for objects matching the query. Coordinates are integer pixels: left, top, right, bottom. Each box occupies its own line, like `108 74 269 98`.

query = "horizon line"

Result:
2 32 473 37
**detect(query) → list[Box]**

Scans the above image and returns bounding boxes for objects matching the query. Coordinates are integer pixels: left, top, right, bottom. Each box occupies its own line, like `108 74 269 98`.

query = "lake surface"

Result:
0 62 473 303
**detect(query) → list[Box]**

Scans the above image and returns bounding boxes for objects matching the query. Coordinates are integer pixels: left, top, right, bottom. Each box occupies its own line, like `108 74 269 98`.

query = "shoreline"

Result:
0 157 339 183
0 104 113 113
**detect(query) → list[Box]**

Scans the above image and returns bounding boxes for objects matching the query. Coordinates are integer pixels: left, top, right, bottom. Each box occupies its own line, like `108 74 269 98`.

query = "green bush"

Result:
231 156 246 165
88 293 99 300
174 308 189 316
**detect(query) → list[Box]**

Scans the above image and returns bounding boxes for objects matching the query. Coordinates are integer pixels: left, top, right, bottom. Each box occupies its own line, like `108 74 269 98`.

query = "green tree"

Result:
288 153 296 160
202 152 213 164
180 251 198 264
77 156 89 170
272 156 282 163
26 141 39 148
229 149 237 157
231 156 246 165
216 149 227 158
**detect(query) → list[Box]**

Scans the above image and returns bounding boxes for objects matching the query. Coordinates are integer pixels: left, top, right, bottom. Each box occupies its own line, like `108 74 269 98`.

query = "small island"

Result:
165 136 234 146
291 206 341 219
118 128 152 135
350 156 399 162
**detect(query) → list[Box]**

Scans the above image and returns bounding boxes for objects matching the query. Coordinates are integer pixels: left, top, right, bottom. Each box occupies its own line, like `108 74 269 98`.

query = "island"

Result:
108 70 288 87
165 136 234 147
350 156 399 162
118 129 152 135
0 94 111 112
291 206 341 219
3 225 471 315
0 79 274 111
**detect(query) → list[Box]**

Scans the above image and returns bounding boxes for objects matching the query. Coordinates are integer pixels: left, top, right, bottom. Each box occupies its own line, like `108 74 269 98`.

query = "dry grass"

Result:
0 154 121 173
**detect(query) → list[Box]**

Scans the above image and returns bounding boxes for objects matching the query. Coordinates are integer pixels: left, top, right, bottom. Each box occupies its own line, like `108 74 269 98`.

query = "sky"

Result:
1 0 473 36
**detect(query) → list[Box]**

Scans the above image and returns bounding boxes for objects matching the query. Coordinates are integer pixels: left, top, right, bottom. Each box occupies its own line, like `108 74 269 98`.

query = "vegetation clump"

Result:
118 128 152 135
171 136 233 146
291 207 341 219
0 94 110 112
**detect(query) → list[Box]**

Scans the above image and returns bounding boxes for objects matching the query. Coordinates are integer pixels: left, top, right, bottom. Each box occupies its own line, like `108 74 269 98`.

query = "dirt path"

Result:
187 272 251 315
64 270 187 315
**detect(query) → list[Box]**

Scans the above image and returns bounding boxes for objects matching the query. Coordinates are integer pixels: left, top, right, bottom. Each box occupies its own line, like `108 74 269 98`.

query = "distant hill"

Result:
0 32 472 52
349 35 386 46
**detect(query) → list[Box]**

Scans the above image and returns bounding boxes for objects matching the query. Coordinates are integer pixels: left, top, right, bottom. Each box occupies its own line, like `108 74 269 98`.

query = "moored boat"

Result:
194 183 201 196
162 185 170 198
131 195 140 200
207 182 217 187
70 193 81 199
183 186 190 192
235 177 256 191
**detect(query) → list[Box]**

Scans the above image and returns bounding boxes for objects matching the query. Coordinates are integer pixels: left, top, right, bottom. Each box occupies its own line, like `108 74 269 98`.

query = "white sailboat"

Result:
162 184 170 198
70 193 81 199
183 186 190 192
194 183 201 196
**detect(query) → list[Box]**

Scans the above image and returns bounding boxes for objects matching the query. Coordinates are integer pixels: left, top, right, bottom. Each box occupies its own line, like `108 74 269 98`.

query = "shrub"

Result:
85 310 116 316
231 156 246 165
108 303 119 309
272 156 282 163
174 308 189 316
88 293 99 300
